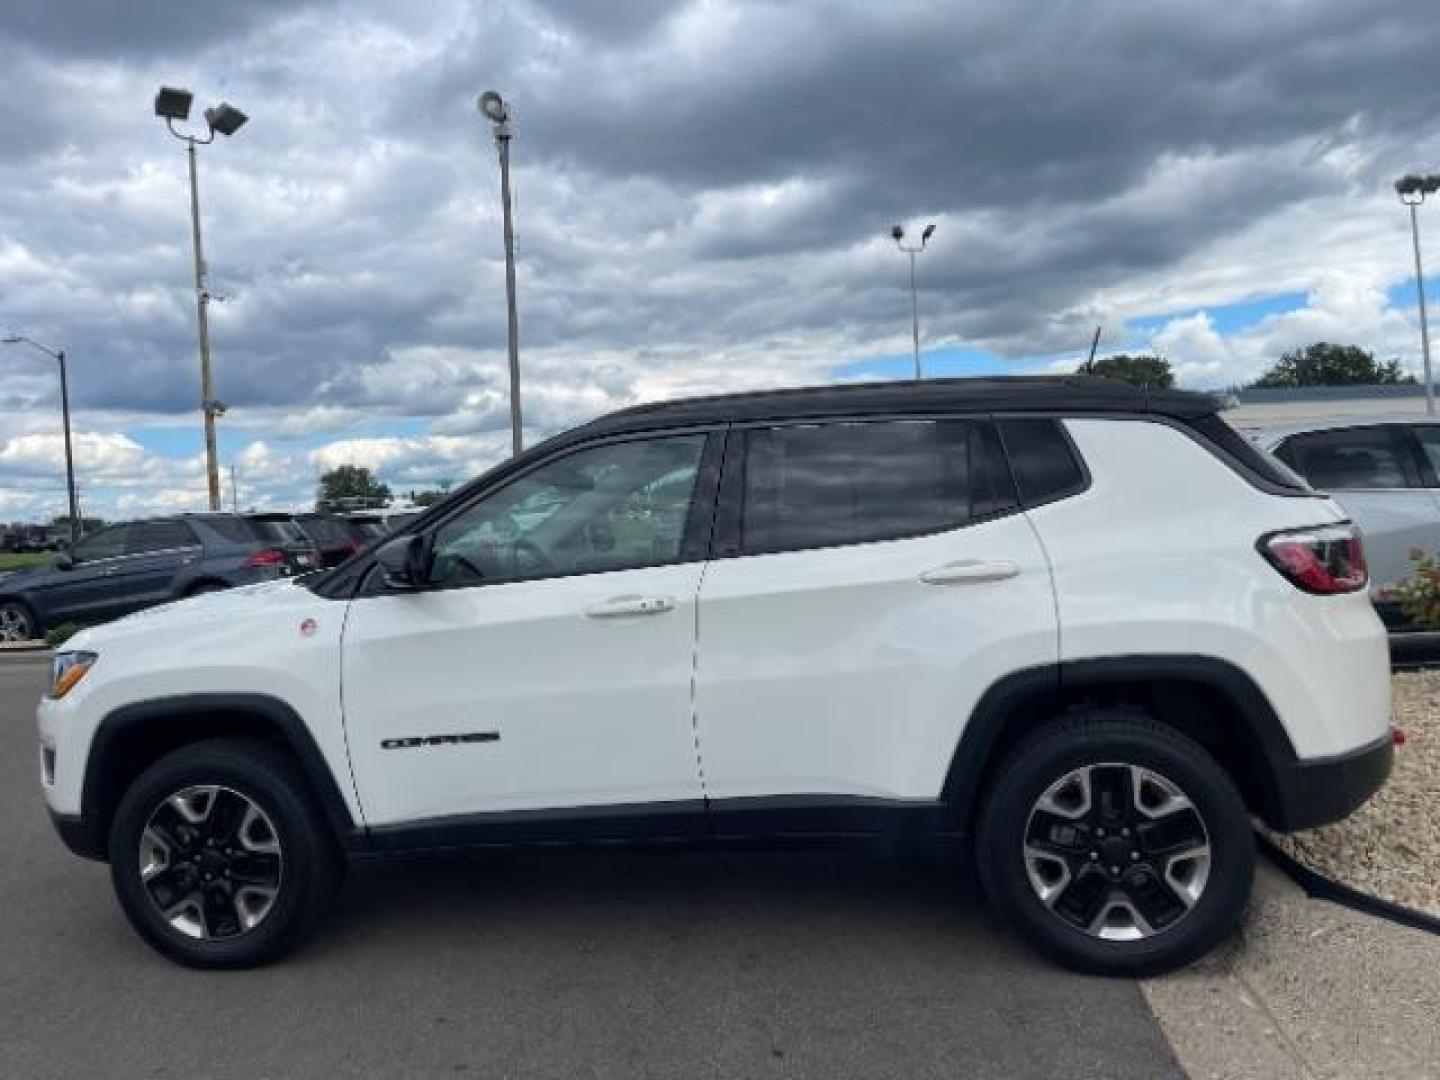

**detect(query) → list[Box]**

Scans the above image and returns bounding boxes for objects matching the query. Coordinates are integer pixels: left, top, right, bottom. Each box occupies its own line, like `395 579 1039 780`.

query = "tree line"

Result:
1078 342 1418 390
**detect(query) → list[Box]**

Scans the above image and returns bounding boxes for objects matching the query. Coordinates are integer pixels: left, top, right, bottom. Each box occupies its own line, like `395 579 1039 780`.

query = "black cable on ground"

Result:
1255 831 1440 938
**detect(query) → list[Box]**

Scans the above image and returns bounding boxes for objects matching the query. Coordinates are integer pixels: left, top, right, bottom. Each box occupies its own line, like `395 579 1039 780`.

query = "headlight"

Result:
49 651 97 700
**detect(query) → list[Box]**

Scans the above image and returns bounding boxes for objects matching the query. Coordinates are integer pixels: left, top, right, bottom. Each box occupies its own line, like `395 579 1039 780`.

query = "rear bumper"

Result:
49 809 107 861
1265 731 1394 832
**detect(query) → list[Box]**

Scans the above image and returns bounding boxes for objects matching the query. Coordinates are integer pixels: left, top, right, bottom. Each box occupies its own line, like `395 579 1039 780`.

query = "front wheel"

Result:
0 600 37 642
108 738 342 968
977 714 1253 977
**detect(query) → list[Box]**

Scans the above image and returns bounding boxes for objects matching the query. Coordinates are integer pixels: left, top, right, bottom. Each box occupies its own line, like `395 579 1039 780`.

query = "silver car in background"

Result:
1250 418 1440 635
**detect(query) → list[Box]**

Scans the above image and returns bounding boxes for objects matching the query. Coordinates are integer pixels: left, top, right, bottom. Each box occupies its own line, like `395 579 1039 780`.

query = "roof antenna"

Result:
1084 325 1102 374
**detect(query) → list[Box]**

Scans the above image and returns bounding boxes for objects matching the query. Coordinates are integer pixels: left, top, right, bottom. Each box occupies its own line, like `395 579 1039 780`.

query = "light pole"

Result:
154 86 247 509
1396 173 1440 417
892 223 936 379
3 335 80 543
478 90 524 456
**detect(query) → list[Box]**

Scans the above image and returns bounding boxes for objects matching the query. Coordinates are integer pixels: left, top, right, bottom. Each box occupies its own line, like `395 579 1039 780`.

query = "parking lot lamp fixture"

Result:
1395 173 1440 417
892 223 936 380
478 90 524 457
2 335 80 543
155 85 249 509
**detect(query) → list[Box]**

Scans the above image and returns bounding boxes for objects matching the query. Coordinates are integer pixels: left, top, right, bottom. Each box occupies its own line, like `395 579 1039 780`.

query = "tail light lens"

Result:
1259 523 1367 595
246 547 288 568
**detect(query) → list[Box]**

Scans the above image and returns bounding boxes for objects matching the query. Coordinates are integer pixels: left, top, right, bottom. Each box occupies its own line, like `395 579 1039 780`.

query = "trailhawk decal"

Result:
381 732 500 750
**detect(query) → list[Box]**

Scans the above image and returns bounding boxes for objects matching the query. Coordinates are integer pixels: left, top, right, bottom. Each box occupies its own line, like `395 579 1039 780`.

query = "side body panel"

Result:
1036 418 1390 759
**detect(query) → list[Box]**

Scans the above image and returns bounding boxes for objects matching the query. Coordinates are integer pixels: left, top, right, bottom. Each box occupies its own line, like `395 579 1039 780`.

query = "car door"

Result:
37 524 134 624
1273 425 1432 597
693 416 1058 820
116 519 204 614
341 429 722 831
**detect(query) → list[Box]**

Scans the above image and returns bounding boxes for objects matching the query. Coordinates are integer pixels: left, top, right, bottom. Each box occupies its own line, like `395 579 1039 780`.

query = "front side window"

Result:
428 434 707 586
71 525 130 562
1276 427 1413 490
740 419 1004 555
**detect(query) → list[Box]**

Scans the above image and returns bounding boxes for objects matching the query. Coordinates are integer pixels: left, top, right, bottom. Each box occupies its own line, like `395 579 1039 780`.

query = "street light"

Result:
477 89 524 457
2 335 80 543
155 85 248 510
1396 173 1440 417
892 222 936 380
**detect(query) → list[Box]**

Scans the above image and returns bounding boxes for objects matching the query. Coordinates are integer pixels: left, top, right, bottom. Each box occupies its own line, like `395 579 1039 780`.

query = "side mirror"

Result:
54 553 75 571
375 534 429 590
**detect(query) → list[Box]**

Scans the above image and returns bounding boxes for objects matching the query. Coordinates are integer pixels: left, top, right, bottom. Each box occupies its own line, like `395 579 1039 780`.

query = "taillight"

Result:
1259 523 1367 595
246 547 288 568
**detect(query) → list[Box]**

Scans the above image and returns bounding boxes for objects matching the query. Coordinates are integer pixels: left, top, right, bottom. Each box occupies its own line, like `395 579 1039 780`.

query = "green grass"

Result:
0 552 54 572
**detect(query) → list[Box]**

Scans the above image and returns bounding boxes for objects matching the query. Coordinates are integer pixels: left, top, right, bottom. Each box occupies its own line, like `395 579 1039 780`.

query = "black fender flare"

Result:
83 692 367 851
941 655 1303 832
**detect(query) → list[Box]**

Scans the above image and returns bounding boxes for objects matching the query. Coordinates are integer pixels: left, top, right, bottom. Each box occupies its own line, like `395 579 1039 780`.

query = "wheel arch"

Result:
944 656 1300 835
82 693 366 859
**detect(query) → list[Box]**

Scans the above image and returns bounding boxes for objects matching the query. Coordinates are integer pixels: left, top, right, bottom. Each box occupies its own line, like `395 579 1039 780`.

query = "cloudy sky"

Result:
2 0 1439 522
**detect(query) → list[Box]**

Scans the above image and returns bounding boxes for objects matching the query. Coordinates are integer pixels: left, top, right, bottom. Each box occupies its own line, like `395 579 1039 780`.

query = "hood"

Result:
68 579 321 651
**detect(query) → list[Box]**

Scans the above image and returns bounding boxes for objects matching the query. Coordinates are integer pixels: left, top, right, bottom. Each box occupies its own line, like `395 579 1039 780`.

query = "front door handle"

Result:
584 594 676 618
919 559 1021 585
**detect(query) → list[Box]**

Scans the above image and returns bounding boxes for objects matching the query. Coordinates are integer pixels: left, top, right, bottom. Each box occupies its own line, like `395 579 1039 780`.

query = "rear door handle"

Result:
584 594 676 618
919 560 1021 585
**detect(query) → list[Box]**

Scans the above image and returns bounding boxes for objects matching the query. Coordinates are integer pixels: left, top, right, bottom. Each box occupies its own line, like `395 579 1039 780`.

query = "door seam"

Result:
690 560 710 805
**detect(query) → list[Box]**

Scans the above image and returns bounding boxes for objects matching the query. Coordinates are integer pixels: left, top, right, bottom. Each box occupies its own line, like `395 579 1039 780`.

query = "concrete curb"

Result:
0 641 50 656
1256 831 1440 938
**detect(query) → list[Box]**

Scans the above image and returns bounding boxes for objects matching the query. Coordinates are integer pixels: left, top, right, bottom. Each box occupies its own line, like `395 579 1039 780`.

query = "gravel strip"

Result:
1268 671 1440 919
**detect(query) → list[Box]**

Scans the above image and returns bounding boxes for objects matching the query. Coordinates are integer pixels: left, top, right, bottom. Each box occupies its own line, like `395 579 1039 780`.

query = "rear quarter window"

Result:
997 419 1087 505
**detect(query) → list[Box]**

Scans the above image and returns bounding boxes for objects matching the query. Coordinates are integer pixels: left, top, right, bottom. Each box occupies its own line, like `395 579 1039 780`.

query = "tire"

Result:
976 713 1254 977
0 599 38 643
108 737 343 969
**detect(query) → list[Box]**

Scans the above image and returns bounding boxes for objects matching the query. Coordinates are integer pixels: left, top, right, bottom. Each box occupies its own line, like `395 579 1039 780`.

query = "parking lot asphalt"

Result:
0 654 1182 1080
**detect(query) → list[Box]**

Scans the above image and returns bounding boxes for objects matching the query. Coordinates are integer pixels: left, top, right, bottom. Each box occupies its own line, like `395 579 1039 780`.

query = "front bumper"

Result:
1266 731 1394 832
49 809 107 861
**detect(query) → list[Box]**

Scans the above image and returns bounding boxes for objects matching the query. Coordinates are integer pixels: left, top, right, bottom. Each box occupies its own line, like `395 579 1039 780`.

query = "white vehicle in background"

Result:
38 377 1393 976
1252 418 1440 635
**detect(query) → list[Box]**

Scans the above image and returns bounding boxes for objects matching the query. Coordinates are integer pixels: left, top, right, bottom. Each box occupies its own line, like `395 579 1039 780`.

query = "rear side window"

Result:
997 419 1086 505
127 520 197 554
739 418 1011 555
1275 426 1415 490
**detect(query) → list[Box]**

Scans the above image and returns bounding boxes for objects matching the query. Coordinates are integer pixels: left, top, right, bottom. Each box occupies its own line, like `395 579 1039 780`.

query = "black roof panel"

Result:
572 375 1219 439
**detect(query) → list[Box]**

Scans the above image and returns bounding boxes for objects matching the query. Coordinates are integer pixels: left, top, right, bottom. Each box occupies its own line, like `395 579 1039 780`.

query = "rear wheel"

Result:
0 600 37 642
977 714 1253 976
108 738 342 968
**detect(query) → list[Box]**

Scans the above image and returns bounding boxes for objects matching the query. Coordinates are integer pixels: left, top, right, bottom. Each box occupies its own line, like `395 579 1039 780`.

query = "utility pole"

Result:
479 90 524 456
1396 174 1439 416
154 86 248 508
3 335 80 543
186 138 223 508
891 223 936 379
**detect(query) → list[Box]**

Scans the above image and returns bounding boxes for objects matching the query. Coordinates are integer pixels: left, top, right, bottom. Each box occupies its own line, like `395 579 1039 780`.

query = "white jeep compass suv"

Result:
38 377 1393 974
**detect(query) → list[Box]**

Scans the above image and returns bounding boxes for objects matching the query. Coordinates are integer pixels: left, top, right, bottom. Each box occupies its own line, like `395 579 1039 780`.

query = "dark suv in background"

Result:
292 513 374 568
0 514 318 641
